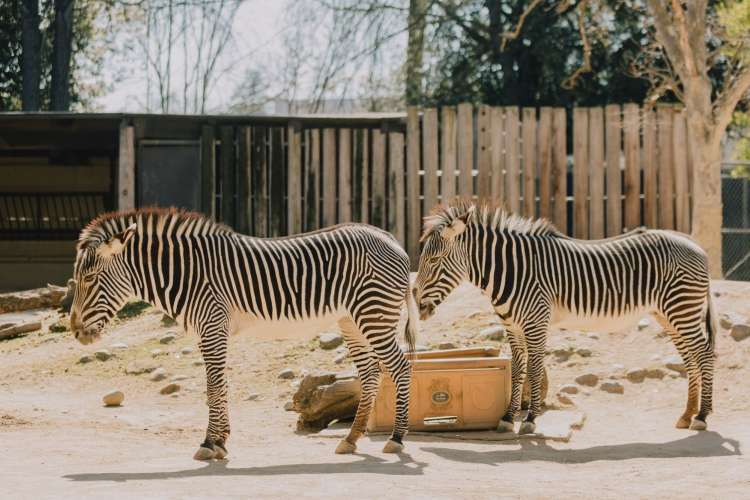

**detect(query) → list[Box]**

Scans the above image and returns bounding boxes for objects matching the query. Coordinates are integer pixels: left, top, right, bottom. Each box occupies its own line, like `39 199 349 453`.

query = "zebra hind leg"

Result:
194 324 231 461
519 342 547 435
335 318 380 454
498 328 527 433
659 315 703 430
691 340 715 431
372 332 412 453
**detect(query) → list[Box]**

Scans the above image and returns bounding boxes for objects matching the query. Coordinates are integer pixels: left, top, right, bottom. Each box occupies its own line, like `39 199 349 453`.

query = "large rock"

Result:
292 372 361 431
645 367 666 379
94 350 111 361
438 341 458 350
730 324 750 342
559 384 579 394
160 383 181 395
626 368 648 383
0 284 67 314
575 373 599 387
600 381 625 394
318 332 344 350
102 391 124 407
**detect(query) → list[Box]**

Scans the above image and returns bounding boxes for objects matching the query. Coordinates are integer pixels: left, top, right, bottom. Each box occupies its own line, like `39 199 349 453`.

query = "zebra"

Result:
414 199 716 435
70 207 418 460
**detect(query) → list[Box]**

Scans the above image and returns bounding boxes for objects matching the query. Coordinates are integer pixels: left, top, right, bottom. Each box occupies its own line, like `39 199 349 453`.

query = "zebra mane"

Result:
422 199 561 240
77 207 231 251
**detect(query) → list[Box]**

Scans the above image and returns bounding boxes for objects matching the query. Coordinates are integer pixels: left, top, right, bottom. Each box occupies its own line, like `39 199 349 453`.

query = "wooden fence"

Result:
208 103 693 264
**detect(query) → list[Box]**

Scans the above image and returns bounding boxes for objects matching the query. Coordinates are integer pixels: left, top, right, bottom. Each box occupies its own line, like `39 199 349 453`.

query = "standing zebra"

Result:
414 200 716 434
70 208 417 459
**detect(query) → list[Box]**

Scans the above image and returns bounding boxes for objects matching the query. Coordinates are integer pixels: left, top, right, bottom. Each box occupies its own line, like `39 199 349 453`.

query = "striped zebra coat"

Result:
71 208 418 459
414 200 716 434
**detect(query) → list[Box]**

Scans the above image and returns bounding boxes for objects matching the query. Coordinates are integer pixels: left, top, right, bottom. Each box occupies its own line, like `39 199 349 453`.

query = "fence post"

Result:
118 120 135 212
477 105 492 201
642 107 658 228
589 107 605 239
200 124 215 219
673 109 690 233
338 128 352 223
220 126 235 228
457 103 473 197
657 105 675 229
552 108 567 232
322 128 337 227
491 107 505 204
287 122 302 234
305 129 320 231
605 105 622 236
423 108 439 212
623 103 641 231
505 106 520 213
441 106 457 201
573 107 589 238
238 126 252 234
537 107 552 219
522 107 537 217
254 127 268 237
389 131 406 246
407 107 421 265
371 127 386 227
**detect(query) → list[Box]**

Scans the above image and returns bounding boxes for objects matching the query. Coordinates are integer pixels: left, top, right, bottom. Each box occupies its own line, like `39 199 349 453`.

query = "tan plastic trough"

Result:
367 347 511 432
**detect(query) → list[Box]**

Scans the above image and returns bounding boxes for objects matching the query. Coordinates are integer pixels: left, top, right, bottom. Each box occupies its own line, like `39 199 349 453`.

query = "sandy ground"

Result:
1 280 749 499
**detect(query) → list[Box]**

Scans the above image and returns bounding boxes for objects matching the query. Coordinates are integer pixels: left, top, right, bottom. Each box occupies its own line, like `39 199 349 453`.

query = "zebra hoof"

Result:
496 420 515 433
675 416 692 429
382 439 404 454
213 444 228 460
519 421 536 435
689 418 707 431
193 446 217 461
335 439 357 454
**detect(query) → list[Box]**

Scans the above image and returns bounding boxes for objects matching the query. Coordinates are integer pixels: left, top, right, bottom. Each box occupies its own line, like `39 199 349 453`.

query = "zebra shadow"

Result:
420 431 741 465
62 452 426 483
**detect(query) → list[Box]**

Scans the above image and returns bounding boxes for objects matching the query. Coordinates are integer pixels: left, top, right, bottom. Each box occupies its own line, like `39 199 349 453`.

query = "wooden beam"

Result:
287 123 302 234
552 108 567 233
588 107 605 239
522 107 537 217
322 128 337 226
573 107 589 238
623 103 641 230
537 107 552 219
118 121 135 211
220 126 235 228
338 128 352 222
389 131 405 246
441 106 457 201
407 107 421 265
371 128 386 227
238 126 252 234
457 103 474 197
477 105 492 201
422 108 439 212
505 107 520 213
605 104 622 236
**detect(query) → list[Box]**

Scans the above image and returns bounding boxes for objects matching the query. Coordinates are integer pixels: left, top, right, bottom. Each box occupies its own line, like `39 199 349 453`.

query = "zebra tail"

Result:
706 288 717 354
404 285 419 357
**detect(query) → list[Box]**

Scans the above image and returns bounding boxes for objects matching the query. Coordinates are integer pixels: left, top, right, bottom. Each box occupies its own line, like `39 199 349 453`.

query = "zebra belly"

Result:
549 305 653 333
230 309 347 340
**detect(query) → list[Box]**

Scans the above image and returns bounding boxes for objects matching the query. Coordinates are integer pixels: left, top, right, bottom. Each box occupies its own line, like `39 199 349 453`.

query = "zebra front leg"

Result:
194 326 230 461
691 342 715 431
372 333 412 453
519 321 549 435
497 327 527 433
335 317 380 454
661 321 701 430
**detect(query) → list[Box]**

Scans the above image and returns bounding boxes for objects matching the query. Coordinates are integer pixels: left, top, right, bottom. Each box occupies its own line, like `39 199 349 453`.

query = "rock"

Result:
192 360 204 367
626 368 648 383
575 373 599 387
48 320 69 333
291 371 361 431
576 348 592 358
159 333 176 344
438 341 457 350
637 318 651 331
150 368 167 382
334 352 348 364
645 367 666 379
246 393 261 401
78 354 93 364
600 381 625 394
663 355 686 375
479 326 505 341
180 347 194 355
730 324 750 342
278 368 295 380
551 347 574 362
151 349 166 357
0 284 67 314
160 383 181 395
94 350 111 361
171 375 189 382
110 342 128 350
318 332 344 350
559 384 579 394
125 362 157 375
557 393 575 406
102 390 124 406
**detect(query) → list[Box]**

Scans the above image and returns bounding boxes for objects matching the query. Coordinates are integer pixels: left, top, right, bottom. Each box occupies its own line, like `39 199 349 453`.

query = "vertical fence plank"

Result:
673 109 690 233
657 106 674 229
537 107 552 219
441 106 457 201
605 104 622 236
423 108 439 212
490 107 505 204
642 108 658 228
389 131 405 246
269 127 284 236
359 129 370 223
238 126 252 234
573 107 589 238
305 129 320 231
253 127 268 237
477 105 492 200
287 123 302 234
522 107 537 217
371 127 386 227
552 108 567 232
407 107 421 264
220 126 235 228
322 128 337 226
338 128 352 222
118 122 135 212
505 107 520 213
457 103 474 197
589 107 605 239
623 103 641 230
200 125 215 219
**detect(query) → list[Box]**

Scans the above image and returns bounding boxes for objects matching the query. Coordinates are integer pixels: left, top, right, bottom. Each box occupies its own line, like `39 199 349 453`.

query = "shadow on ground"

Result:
63 453 426 482
421 431 741 465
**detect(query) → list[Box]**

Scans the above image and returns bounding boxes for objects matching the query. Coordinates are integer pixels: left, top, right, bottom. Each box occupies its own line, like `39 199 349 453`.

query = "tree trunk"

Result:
405 0 426 105
21 0 41 111
686 110 723 278
51 0 74 111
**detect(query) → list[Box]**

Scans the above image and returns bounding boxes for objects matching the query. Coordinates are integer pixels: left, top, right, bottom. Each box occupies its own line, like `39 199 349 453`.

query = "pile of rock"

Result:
290 371 362 431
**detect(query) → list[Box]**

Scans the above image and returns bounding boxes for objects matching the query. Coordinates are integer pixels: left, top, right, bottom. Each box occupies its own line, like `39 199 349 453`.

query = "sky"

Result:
96 0 287 112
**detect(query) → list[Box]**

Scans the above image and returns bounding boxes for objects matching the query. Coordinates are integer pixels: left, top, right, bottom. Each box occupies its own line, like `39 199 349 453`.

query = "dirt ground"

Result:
1 279 749 499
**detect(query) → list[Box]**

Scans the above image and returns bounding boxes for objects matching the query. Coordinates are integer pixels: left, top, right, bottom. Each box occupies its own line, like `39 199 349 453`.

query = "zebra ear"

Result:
97 223 137 258
441 206 475 240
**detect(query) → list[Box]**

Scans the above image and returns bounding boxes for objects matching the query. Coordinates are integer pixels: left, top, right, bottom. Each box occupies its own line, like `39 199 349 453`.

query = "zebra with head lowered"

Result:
70 208 418 459
414 200 716 434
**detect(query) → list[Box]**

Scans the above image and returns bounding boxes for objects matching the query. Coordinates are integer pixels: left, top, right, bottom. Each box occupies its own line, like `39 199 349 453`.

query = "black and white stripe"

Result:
71 208 418 458
415 200 715 434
